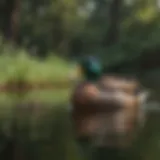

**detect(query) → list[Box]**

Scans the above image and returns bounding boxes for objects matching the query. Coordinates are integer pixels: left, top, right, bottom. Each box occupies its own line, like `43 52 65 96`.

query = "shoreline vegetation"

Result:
0 49 75 92
0 81 72 92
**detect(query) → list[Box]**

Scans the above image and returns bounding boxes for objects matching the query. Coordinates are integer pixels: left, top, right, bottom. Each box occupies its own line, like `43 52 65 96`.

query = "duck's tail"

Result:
138 90 150 104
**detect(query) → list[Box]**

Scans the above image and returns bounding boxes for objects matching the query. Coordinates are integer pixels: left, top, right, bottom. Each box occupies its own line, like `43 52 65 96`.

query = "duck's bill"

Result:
69 65 83 81
77 65 83 77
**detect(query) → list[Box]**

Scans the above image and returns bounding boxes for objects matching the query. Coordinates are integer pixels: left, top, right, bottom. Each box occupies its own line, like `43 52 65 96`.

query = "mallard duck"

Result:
70 56 149 159
73 56 143 95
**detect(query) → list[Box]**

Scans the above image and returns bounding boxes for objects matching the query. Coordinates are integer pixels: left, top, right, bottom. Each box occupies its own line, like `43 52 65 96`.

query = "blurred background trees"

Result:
0 0 160 73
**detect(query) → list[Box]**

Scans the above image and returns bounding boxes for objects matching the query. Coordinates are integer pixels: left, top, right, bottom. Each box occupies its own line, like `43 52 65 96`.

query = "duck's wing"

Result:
71 82 125 112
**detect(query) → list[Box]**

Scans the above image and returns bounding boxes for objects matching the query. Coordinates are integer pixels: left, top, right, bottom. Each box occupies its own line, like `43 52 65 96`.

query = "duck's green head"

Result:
78 56 103 81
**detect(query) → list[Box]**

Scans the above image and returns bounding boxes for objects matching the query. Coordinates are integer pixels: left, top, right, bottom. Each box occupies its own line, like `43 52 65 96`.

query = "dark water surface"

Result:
0 91 159 160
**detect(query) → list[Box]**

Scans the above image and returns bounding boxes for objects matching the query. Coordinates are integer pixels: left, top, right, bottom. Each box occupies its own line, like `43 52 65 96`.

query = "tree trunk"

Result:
1 0 20 43
10 0 21 43
103 0 123 47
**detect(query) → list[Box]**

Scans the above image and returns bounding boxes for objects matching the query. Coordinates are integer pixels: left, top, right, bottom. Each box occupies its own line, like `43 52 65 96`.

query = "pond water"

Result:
0 90 159 160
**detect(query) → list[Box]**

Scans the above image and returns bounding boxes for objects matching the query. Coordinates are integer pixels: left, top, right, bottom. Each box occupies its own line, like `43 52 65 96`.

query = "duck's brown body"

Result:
71 76 147 148
98 75 141 94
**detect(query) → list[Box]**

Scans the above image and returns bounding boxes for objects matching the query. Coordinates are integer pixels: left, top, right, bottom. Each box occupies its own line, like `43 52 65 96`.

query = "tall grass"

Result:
0 49 74 85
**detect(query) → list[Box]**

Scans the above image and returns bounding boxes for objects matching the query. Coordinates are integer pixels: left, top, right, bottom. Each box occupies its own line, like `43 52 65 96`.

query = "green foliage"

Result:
0 1 160 159
1 0 160 61
0 49 72 85
19 0 86 54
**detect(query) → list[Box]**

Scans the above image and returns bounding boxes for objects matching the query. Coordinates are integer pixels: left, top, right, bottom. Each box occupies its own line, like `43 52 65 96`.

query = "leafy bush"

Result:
0 48 73 85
